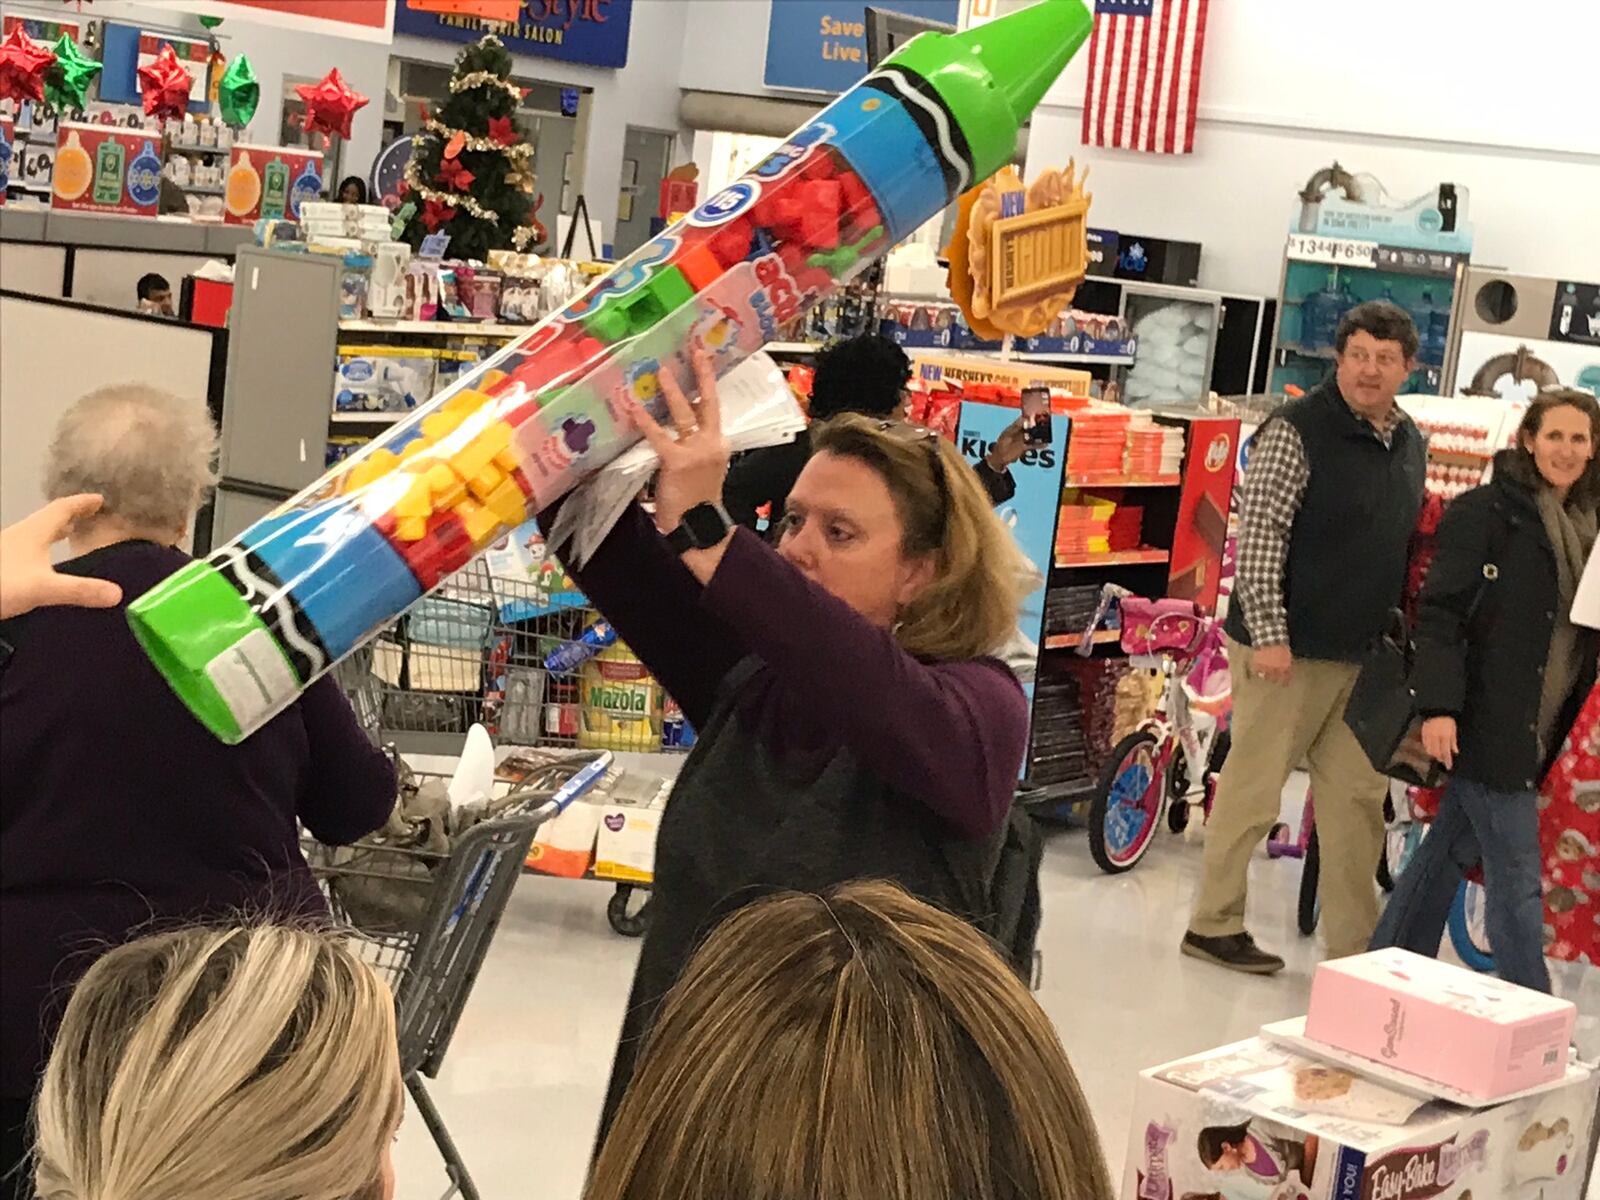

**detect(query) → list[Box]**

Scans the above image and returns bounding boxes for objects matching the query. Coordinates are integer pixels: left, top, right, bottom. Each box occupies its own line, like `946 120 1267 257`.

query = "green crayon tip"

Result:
884 0 1092 184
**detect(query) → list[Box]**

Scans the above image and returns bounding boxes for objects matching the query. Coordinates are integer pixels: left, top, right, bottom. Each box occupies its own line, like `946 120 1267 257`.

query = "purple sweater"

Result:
0 541 396 1099
564 506 1028 841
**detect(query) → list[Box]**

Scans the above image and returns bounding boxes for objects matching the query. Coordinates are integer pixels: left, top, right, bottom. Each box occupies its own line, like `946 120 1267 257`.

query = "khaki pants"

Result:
1190 638 1389 959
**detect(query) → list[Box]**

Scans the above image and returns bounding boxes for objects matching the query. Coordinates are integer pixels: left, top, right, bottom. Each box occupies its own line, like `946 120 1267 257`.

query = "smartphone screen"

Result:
1021 386 1052 446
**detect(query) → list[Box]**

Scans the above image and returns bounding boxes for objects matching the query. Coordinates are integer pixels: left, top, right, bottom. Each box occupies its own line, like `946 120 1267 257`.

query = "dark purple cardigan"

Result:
0 541 396 1099
565 507 1029 840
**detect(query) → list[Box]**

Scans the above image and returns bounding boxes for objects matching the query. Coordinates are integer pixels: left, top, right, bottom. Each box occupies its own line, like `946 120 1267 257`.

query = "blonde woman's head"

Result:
588 880 1114 1200
34 925 402 1200
777 414 1027 660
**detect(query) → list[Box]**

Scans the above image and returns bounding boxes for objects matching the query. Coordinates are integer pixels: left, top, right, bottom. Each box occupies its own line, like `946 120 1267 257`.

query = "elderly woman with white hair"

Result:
0 385 397 1199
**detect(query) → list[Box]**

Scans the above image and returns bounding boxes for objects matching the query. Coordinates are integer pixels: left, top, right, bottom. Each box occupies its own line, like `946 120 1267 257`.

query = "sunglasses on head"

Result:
874 419 950 535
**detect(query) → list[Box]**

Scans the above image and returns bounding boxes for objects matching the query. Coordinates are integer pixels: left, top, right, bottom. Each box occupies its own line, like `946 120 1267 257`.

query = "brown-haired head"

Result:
588 880 1113 1200
1500 386 1600 507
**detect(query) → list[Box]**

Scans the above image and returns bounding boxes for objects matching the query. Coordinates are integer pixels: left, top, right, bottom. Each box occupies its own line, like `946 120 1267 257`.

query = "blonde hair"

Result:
811 414 1028 660
44 385 218 534
589 881 1114 1200
34 926 401 1200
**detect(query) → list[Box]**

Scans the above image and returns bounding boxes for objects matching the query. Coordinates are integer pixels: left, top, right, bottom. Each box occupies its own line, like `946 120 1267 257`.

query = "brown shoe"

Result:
1181 930 1285 975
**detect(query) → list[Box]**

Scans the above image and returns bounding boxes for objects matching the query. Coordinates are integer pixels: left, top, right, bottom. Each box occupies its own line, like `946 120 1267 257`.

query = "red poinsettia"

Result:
487 115 518 146
420 199 457 231
436 157 475 191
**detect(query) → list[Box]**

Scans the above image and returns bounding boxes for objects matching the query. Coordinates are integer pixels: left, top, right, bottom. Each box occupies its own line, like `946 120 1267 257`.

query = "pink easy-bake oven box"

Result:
1306 949 1574 1101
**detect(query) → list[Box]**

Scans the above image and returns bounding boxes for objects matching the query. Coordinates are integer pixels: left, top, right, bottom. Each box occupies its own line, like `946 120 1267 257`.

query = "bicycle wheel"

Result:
1448 880 1494 972
1297 827 1320 936
1088 731 1164 874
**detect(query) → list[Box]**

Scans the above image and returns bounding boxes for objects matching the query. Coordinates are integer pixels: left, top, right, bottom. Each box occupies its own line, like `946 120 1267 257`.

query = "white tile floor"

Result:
390 775 1600 1199
391 789 1333 1198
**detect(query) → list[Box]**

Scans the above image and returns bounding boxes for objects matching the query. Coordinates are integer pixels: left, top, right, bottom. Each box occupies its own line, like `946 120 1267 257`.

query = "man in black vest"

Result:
1184 301 1426 972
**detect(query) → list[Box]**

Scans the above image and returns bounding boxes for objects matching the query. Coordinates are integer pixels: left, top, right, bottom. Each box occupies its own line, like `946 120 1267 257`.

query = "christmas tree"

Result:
398 35 537 260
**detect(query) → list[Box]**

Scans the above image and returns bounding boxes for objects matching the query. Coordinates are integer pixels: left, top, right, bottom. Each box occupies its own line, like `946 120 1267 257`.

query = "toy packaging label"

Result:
1306 949 1574 1100
1124 1037 1596 1200
51 123 159 218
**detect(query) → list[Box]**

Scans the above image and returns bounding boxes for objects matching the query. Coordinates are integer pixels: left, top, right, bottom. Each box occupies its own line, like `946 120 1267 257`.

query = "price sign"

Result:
15 138 56 193
1286 233 1376 267
1374 245 1462 277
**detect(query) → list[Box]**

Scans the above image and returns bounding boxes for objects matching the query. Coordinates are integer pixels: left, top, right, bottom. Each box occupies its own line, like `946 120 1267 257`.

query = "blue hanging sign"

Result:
393 0 632 69
763 0 960 93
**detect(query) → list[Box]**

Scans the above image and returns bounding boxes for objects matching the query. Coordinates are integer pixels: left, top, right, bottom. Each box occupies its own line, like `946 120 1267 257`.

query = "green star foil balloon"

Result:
218 53 259 128
44 33 101 113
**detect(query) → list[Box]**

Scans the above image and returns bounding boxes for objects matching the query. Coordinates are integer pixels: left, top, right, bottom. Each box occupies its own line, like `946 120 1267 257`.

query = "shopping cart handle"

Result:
549 751 614 812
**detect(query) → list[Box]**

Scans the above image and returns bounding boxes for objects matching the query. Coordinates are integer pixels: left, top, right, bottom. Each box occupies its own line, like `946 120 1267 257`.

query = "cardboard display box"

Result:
1123 1037 1595 1200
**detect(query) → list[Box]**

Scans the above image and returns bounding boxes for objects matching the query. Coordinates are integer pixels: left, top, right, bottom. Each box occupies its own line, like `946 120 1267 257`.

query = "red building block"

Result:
798 180 843 250
377 510 474 591
674 239 725 292
798 151 839 182
708 218 755 267
501 331 608 395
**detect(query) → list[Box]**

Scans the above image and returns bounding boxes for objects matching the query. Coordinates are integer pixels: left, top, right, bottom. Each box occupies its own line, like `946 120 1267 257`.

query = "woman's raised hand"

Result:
632 347 730 537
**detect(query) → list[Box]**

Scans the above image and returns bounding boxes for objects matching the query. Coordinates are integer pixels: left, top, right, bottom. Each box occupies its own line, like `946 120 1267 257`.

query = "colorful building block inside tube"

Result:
126 0 1094 742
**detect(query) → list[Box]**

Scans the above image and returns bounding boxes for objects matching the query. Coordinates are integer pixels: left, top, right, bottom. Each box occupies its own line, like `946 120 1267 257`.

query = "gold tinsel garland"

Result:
420 118 533 157
449 69 523 100
402 159 539 251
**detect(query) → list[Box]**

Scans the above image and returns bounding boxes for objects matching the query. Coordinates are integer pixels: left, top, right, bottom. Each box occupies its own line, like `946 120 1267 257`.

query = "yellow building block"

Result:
400 439 430 461
343 447 400 494
455 499 501 547
492 446 524 474
444 388 490 415
479 370 508 391
483 477 527 528
394 475 434 520
421 409 466 442
424 463 466 510
466 464 504 502
449 420 514 484
395 516 428 542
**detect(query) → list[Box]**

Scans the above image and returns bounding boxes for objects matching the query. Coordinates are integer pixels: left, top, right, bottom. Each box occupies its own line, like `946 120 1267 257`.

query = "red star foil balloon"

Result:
296 68 368 142
0 25 57 105
137 43 193 121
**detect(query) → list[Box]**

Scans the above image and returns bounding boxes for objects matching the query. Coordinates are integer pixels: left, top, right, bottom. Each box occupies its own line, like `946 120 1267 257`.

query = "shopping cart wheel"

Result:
607 884 652 937
1297 828 1320 937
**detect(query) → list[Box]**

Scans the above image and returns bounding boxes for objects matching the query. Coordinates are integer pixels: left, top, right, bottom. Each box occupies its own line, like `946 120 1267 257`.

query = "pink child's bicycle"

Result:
1079 585 1233 874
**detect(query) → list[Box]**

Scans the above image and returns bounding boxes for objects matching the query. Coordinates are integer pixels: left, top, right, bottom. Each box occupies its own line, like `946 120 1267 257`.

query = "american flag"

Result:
1081 0 1210 155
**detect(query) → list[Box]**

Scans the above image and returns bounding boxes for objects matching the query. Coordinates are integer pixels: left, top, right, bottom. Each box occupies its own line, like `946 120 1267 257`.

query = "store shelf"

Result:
176 184 226 196
1042 628 1120 651
1065 473 1183 488
1278 341 1337 360
166 144 227 155
1015 351 1136 366
1428 447 1494 462
1054 548 1170 569
338 318 531 337
766 340 820 355
331 411 410 424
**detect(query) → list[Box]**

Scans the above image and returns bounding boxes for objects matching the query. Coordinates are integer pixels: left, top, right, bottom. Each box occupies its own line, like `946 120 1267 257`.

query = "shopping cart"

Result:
332 552 693 939
305 753 605 1200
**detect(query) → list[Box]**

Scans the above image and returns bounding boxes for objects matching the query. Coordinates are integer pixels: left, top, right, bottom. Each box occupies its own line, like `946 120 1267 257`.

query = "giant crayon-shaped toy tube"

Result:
128 0 1092 742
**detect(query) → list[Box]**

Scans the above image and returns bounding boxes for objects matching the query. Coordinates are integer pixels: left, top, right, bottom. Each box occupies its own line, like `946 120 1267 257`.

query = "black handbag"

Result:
1344 514 1509 788
1343 609 1446 788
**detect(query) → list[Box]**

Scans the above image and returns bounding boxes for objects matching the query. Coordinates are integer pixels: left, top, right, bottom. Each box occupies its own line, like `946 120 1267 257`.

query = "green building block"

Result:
580 265 697 345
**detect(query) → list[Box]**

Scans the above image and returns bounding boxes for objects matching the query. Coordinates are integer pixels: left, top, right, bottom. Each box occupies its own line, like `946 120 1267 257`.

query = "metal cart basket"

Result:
306 755 600 1200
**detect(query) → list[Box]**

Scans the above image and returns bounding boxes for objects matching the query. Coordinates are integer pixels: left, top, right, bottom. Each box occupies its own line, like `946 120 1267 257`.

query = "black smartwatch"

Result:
665 502 734 553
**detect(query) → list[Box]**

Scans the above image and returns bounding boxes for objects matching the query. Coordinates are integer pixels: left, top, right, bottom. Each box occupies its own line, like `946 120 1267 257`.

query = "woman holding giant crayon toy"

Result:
551 349 1029 1139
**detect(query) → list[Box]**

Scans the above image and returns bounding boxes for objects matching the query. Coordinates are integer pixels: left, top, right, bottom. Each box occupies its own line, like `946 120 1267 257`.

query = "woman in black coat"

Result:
1371 388 1599 991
